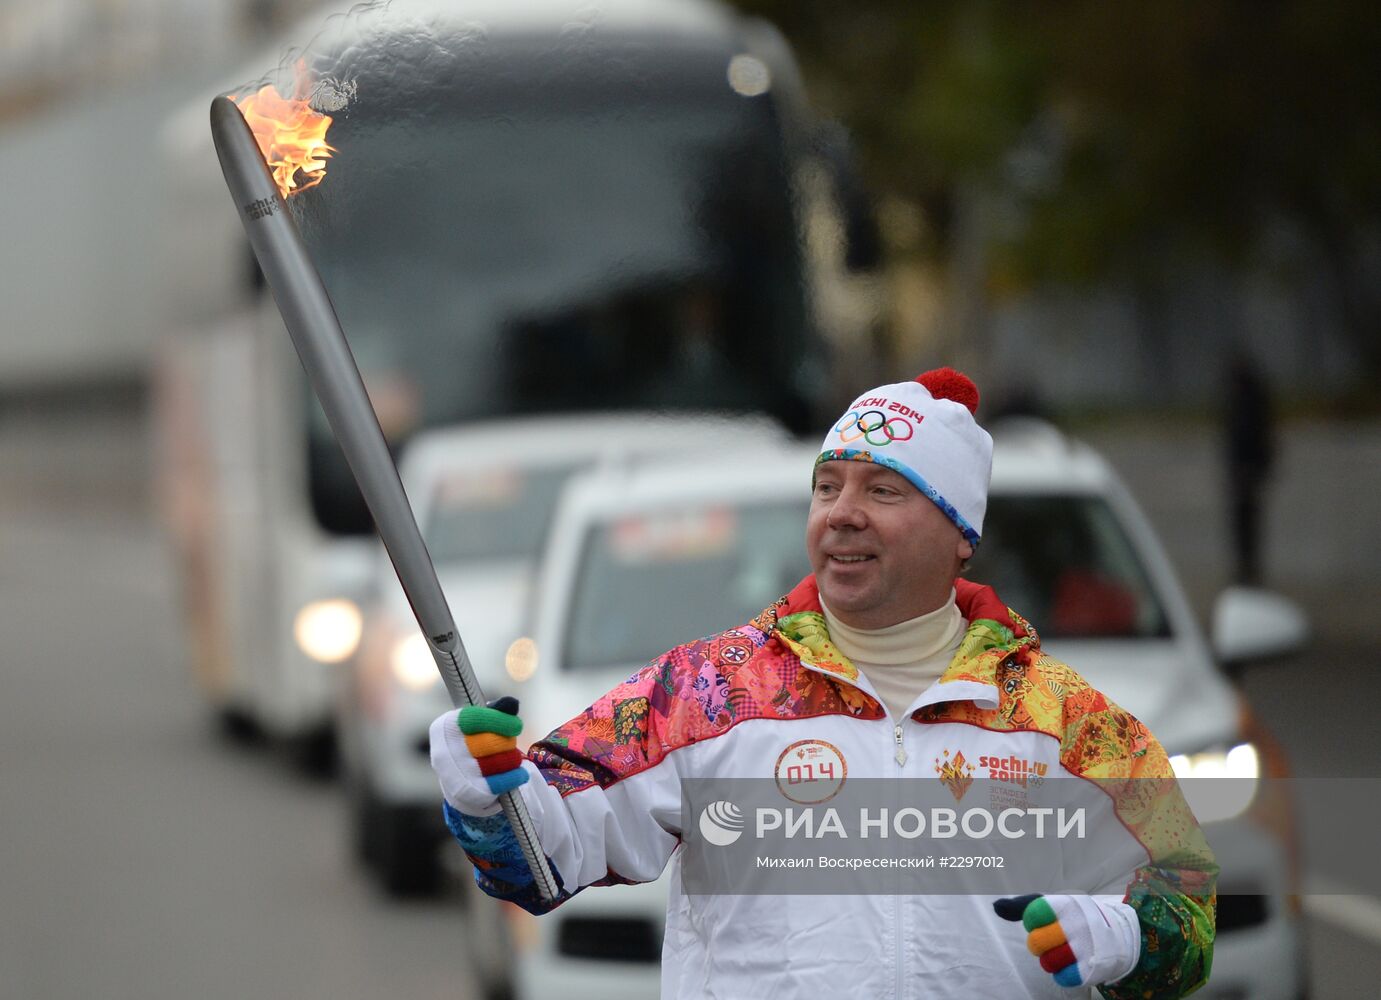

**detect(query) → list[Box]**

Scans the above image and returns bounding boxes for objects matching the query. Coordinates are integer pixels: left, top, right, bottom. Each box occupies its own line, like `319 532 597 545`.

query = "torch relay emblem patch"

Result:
933 749 977 801
775 739 847 804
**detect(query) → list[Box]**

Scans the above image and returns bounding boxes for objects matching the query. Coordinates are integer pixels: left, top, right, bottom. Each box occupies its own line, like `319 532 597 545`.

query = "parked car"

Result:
338 412 789 896
498 420 1308 1000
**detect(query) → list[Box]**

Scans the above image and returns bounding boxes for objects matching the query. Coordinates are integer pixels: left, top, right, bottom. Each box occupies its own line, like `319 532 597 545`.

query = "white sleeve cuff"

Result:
1089 895 1142 985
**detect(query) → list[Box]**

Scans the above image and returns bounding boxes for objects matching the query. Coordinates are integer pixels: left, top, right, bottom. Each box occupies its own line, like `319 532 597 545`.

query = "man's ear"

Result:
957 538 974 563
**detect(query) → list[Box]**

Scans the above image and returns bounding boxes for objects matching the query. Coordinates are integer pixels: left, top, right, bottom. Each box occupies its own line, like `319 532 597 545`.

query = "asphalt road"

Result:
2 398 1379 998
0 400 495 1000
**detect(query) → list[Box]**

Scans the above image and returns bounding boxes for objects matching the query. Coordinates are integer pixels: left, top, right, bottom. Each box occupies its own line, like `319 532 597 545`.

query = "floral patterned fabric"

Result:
441 803 565 913
530 585 883 799
909 582 1217 1000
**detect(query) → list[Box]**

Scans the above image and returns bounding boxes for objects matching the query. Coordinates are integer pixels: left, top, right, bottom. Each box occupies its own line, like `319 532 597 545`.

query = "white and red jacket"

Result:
445 577 1217 999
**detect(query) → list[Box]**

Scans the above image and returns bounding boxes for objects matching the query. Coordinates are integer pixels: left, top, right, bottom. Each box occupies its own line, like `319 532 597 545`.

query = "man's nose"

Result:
827 484 869 530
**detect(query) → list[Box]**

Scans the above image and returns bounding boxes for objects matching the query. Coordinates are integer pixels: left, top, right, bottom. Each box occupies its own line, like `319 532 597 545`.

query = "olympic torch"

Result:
209 92 559 902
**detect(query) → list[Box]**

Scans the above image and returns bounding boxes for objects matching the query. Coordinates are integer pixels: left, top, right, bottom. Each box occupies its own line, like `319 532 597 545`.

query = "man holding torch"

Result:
208 50 1211 1000
431 368 1217 998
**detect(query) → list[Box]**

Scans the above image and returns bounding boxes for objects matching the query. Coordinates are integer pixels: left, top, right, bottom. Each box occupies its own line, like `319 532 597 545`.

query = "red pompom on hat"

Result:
915 367 979 415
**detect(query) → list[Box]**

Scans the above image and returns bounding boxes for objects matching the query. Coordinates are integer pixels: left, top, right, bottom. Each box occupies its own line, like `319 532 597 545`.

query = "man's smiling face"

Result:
806 460 973 629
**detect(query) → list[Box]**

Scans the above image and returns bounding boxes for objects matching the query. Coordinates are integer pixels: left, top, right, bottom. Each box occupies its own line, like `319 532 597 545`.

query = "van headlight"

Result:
505 637 539 682
1168 743 1259 823
293 599 363 663
390 632 440 691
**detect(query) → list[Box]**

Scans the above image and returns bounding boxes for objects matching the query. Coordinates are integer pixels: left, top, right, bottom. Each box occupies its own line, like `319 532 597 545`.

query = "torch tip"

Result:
209 93 242 128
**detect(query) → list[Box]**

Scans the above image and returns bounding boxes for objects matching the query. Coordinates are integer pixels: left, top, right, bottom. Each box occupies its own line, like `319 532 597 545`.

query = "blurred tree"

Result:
738 0 1381 374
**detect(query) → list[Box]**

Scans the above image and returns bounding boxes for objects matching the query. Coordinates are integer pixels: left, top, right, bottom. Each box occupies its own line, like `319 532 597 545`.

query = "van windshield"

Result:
423 463 579 564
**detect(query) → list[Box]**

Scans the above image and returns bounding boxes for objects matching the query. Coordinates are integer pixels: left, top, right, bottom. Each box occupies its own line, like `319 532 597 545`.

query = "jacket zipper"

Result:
788 653 921 1000
789 650 1006 999
894 718 906 1000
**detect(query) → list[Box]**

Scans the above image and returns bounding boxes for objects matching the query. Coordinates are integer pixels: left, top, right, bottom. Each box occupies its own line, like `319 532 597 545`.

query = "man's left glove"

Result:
994 894 1140 989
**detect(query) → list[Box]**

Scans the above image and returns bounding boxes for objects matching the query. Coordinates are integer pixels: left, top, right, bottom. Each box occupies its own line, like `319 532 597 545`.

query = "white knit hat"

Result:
816 368 993 544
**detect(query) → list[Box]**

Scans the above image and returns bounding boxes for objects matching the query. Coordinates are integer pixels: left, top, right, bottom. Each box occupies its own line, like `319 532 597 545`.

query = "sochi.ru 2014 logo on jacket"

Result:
979 755 1049 787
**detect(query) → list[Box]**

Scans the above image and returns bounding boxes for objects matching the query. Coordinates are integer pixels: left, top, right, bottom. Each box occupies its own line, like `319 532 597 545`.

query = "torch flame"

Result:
231 82 335 199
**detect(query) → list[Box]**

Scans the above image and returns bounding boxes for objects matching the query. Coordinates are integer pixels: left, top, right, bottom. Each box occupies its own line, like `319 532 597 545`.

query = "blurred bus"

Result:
153 0 882 759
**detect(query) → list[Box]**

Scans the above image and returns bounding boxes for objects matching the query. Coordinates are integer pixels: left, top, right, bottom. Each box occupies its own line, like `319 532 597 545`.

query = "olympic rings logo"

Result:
834 409 914 446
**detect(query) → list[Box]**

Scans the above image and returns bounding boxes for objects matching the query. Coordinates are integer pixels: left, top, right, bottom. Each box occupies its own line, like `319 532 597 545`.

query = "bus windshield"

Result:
290 38 817 532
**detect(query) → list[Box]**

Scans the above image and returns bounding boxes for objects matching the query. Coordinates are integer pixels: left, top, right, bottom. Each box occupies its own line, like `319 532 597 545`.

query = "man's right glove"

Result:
994 893 1140 990
429 696 529 816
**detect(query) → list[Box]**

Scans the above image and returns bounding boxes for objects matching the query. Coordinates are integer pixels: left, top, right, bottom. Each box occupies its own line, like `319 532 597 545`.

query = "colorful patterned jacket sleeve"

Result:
445 616 782 915
441 654 686 915
1054 660 1219 1000
441 801 573 915
441 697 682 916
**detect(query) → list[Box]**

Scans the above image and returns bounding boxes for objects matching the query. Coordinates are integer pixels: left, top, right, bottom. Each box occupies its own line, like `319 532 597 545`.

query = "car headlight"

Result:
1168 743 1259 823
293 599 363 664
390 632 440 691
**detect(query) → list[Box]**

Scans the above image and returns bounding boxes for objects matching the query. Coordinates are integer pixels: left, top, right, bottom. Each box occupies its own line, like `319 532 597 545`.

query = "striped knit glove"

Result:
994 894 1140 990
429 696 529 817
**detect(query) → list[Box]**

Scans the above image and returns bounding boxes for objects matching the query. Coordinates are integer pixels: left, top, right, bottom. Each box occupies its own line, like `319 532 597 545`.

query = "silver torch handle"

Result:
209 95 559 902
